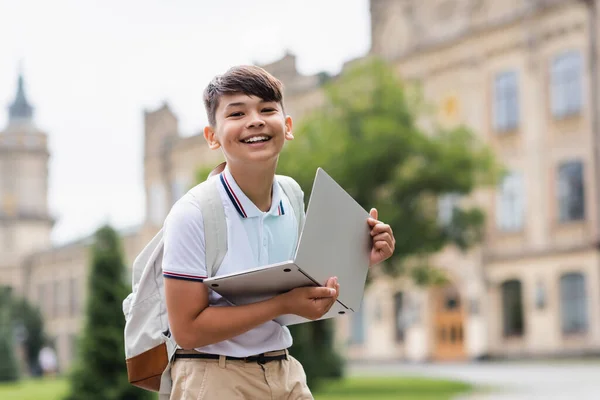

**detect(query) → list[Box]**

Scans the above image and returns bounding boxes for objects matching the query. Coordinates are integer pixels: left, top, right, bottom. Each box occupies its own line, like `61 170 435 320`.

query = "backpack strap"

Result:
131 228 164 288
276 175 305 239
195 176 228 278
194 173 304 278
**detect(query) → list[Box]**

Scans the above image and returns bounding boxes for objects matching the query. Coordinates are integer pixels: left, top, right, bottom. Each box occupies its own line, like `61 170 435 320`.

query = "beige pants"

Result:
170 353 313 400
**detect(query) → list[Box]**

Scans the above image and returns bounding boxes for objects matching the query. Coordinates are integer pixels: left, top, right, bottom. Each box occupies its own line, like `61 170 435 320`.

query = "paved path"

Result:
348 360 600 399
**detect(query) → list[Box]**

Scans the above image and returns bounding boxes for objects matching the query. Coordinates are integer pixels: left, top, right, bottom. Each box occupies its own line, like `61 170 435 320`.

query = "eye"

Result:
227 112 244 118
261 108 276 113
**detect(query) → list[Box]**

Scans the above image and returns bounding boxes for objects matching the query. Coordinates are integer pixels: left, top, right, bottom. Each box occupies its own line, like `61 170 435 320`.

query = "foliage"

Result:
278 57 500 282
64 226 152 400
0 287 19 382
289 320 344 391
10 296 47 376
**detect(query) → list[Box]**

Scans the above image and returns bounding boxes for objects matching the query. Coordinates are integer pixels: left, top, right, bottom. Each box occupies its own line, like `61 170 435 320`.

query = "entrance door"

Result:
432 284 466 361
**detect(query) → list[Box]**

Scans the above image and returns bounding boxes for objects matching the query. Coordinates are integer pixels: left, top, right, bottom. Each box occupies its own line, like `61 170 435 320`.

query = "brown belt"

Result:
174 349 288 364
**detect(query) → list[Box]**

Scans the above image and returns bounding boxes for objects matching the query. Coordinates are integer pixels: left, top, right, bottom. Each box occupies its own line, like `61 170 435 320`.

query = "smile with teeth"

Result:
241 135 271 144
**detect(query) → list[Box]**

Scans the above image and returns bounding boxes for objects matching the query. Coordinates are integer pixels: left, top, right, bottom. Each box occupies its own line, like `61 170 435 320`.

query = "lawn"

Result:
0 376 472 400
0 377 68 400
315 377 472 400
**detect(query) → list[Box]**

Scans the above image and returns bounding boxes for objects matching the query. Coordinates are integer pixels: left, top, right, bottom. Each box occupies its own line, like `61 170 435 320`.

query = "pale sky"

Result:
0 0 371 245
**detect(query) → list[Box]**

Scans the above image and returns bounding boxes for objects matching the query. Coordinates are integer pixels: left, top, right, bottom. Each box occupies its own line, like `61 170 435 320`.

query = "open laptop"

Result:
202 168 372 325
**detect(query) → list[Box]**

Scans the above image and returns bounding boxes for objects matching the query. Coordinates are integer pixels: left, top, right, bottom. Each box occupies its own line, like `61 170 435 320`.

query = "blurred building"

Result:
344 0 600 362
2 0 599 372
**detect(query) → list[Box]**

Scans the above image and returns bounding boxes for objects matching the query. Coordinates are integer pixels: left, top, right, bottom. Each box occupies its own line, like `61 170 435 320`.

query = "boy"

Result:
162 65 395 399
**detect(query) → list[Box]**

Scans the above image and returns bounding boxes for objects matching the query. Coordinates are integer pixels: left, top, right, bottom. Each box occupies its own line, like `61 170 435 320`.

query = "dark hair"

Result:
203 65 284 127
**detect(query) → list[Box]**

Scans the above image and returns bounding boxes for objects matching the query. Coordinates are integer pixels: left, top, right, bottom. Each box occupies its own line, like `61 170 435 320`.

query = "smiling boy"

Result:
162 65 395 399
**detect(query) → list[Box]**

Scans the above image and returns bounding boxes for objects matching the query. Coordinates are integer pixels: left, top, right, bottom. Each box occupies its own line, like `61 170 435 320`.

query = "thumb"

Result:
370 208 378 220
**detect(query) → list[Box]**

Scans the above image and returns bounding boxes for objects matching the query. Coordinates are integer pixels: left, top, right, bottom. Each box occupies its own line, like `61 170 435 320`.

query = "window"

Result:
443 287 460 310
557 161 584 222
560 273 588 334
38 283 46 315
149 183 167 225
501 280 524 337
69 278 78 317
53 281 61 318
551 51 583 118
438 194 460 226
496 172 525 231
349 301 365 345
394 292 405 342
494 71 519 132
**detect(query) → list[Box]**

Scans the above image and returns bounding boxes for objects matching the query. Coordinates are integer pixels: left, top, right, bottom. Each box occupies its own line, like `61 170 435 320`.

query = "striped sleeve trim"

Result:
163 271 207 282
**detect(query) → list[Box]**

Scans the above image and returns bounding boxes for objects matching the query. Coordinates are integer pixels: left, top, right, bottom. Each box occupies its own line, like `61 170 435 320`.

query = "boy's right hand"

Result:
278 277 340 320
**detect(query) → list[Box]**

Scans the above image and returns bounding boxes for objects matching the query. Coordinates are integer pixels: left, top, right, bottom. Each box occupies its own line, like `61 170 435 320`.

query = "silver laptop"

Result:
202 168 372 325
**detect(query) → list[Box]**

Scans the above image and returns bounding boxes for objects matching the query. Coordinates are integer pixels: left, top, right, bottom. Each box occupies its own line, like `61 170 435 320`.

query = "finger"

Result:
371 223 393 236
326 277 337 288
370 208 378 220
374 240 392 251
324 297 336 313
372 232 392 244
309 287 337 298
373 243 394 260
367 217 380 227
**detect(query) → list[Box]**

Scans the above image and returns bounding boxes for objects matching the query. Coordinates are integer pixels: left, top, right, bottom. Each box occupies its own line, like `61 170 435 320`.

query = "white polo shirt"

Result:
162 167 300 357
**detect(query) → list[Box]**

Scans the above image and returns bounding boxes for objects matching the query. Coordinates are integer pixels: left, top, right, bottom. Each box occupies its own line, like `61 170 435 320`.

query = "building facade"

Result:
4 0 600 372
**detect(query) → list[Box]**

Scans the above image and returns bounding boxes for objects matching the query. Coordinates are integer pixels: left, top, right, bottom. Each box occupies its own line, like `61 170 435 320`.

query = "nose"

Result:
246 112 265 129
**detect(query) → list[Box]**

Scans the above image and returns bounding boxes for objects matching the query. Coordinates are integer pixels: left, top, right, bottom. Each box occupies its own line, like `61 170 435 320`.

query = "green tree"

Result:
277 58 499 387
0 287 20 382
10 296 47 376
278 57 499 282
65 226 152 400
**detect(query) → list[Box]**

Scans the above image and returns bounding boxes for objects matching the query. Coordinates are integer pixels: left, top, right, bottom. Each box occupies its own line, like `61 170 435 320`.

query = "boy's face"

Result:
203 93 293 166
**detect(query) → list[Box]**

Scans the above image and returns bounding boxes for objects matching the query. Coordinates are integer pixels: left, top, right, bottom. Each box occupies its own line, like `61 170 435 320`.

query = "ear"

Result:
284 116 294 141
203 125 221 150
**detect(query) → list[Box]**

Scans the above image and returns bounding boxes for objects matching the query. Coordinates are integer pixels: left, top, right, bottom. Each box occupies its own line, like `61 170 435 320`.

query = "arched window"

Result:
493 70 520 132
560 273 588 334
501 280 524 337
551 51 583 118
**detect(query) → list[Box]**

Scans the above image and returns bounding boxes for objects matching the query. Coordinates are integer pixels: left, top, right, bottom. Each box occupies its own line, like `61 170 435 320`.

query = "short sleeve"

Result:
162 196 207 282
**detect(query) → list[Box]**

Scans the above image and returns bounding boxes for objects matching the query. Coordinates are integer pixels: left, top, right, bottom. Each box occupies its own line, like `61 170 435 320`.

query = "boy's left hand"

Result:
367 208 395 267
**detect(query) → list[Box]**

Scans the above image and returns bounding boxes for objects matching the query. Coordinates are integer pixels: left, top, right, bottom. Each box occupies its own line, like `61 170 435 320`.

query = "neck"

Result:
227 160 277 212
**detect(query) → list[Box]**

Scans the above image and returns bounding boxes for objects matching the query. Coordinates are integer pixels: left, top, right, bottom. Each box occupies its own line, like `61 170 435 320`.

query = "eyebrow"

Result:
223 100 274 110
224 102 246 109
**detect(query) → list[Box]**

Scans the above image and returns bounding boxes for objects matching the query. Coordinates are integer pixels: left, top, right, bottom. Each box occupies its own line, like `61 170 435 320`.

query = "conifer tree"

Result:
0 286 20 382
65 226 152 400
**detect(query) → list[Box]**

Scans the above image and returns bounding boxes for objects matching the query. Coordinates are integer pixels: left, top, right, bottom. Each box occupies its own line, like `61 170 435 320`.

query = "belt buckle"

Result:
256 353 267 365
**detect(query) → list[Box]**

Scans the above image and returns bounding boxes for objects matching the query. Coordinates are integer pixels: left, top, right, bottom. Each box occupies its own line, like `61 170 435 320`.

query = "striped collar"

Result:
219 168 285 219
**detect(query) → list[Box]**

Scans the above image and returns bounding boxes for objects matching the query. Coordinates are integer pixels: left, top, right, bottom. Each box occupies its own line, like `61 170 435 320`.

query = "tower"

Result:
370 0 416 59
0 70 53 293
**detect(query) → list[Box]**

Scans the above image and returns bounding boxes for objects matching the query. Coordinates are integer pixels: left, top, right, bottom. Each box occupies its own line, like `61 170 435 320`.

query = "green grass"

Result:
314 377 472 400
0 376 472 400
0 377 68 400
